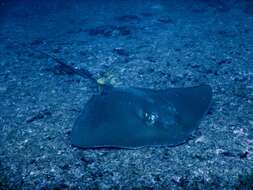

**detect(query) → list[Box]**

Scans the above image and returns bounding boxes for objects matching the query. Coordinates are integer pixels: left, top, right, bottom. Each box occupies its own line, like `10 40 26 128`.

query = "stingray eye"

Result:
144 112 159 126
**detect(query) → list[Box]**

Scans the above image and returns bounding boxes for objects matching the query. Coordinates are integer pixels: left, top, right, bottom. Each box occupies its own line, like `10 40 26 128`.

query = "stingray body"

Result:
71 85 212 148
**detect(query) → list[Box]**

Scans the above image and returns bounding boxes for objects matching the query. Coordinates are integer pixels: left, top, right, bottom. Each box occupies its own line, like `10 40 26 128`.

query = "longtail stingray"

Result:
38 51 213 149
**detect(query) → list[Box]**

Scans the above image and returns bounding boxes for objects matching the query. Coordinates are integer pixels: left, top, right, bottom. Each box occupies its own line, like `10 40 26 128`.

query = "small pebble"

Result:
195 136 207 144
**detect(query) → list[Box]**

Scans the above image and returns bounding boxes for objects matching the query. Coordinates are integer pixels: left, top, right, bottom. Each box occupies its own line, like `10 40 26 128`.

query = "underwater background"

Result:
0 0 253 189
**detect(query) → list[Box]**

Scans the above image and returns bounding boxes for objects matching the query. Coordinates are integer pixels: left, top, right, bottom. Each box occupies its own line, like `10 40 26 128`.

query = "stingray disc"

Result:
71 85 212 148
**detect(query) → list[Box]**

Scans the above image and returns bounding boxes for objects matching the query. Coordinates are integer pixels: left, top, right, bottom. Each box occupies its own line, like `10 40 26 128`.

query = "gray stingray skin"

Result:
71 85 212 149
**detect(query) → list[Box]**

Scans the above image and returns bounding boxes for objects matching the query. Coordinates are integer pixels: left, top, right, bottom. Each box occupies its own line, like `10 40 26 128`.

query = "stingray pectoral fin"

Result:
164 85 212 131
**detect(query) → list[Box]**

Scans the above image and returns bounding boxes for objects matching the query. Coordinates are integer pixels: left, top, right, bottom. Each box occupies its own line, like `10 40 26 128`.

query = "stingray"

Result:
42 52 212 149
72 84 212 149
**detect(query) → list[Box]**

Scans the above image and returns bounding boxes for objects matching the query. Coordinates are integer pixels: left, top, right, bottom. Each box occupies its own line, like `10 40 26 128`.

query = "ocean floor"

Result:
0 0 253 189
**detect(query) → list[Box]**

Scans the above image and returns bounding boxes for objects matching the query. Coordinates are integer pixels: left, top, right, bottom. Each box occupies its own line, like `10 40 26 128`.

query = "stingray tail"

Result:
37 50 97 83
35 50 110 94
10 40 107 93
44 52 113 94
